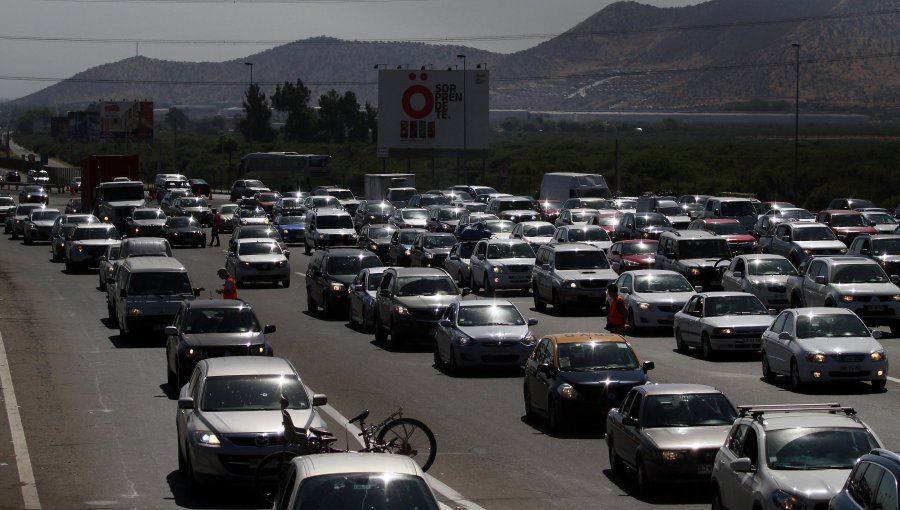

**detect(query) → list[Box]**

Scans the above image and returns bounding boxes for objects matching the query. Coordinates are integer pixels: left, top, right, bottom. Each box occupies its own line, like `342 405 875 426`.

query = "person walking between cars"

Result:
605 284 628 335
216 268 238 299
209 208 221 246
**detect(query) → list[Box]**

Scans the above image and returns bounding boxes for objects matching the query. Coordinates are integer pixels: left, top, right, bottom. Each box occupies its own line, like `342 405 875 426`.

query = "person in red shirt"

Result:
605 284 628 335
209 208 221 247
216 268 238 299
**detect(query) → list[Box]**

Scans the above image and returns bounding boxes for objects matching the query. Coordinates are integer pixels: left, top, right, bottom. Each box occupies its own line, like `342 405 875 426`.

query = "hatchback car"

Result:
172 196 213 226
357 224 395 264
510 221 556 251
347 266 388 331
307 248 382 319
829 448 900 510
606 384 737 491
7 203 44 238
761 307 888 390
165 299 275 387
176 356 327 487
434 299 538 373
303 208 357 254
389 208 429 229
523 333 654 433
353 200 395 229
673 292 775 358
608 240 658 273
232 206 269 230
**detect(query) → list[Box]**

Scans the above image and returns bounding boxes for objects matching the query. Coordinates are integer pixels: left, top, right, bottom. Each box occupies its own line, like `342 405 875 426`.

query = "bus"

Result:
238 152 332 192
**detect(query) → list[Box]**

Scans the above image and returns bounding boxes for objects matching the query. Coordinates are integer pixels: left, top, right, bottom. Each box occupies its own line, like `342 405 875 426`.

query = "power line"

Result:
2 8 898 46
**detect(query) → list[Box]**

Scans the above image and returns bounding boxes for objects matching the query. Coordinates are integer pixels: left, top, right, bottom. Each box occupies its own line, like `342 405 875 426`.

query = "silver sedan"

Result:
226 239 291 287
673 292 775 358
720 254 797 310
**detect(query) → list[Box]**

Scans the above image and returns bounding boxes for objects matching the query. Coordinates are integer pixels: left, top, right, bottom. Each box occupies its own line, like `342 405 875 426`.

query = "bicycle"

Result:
254 396 437 503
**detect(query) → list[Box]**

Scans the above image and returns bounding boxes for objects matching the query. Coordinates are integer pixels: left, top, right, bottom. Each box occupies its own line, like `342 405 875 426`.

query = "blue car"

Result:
273 214 306 244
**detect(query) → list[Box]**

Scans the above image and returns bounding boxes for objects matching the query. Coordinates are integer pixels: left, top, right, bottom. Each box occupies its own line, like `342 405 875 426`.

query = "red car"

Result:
254 191 281 215
588 211 623 234
608 240 658 273
687 218 757 255
538 200 563 223
815 210 878 245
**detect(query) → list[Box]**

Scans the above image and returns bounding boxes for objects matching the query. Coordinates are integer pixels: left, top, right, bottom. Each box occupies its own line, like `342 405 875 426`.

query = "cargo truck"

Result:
80 155 145 230
364 174 416 202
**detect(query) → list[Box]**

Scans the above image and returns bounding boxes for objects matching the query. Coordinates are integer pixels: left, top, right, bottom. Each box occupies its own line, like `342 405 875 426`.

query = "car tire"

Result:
322 294 333 320
701 333 714 359
872 379 887 390
791 294 803 309
374 316 388 344
167 357 177 388
548 398 565 434
10 232 17 240
675 329 687 352
107 300 115 321
636 456 653 493
348 304 357 328
448 346 460 375
468 272 478 293
281 279 290 288
552 290 565 316
762 353 776 382
24 235 32 245
711 486 724 510
306 289 317 313
178 439 188 476
607 439 624 476
533 285 546 311
119 321 128 340
523 385 535 419
483 272 493 295
65 258 72 273
304 241 311 256
790 359 804 391
627 310 639 336
432 341 443 367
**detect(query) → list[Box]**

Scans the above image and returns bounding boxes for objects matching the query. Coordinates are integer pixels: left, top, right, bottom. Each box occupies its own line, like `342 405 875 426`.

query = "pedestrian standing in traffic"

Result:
216 268 238 299
209 208 221 246
605 284 628 335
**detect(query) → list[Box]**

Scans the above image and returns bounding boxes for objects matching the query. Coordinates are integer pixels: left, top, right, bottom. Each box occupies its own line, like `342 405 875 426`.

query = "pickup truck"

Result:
756 222 847 267
846 234 900 277
785 255 900 334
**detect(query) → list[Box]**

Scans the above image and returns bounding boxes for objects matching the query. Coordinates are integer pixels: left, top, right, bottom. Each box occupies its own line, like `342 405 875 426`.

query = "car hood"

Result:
797 336 882 354
555 269 618 280
723 234 756 243
169 227 202 234
832 283 900 294
633 290 696 304
107 200 145 208
747 275 792 285
329 275 356 285
642 425 731 450
792 240 847 250
769 469 850 501
425 247 452 256
131 219 166 227
622 255 656 264
703 315 774 328
832 227 877 235
557 368 647 386
238 254 287 263
679 258 725 269
30 220 56 227
489 257 536 266
395 295 458 310
181 206 211 213
278 224 305 230
403 219 428 227
200 409 320 435
457 325 529 341
583 240 613 251
318 228 356 235
873 224 897 233
72 239 119 246
181 332 266 348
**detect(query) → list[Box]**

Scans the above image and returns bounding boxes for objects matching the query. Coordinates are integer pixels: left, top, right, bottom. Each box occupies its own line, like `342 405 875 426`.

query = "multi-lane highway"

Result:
0 192 898 510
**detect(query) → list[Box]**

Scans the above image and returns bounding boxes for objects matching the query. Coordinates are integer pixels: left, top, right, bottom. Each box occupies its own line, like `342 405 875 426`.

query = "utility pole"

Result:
792 43 800 189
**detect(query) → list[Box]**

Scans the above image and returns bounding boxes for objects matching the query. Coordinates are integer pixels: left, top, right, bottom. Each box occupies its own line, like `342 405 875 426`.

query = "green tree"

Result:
272 80 317 142
238 83 276 143
164 107 188 131
316 89 344 143
15 107 53 135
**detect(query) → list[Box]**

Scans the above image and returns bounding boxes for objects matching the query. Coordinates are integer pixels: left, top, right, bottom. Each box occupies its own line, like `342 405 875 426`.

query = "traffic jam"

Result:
2 163 899 510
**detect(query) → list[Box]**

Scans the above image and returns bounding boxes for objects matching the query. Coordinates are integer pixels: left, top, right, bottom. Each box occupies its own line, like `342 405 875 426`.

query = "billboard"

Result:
377 69 489 152
100 101 154 140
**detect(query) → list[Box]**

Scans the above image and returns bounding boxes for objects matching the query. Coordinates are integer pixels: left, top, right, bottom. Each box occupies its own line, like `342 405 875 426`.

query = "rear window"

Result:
326 254 381 275
127 271 191 295
74 227 120 241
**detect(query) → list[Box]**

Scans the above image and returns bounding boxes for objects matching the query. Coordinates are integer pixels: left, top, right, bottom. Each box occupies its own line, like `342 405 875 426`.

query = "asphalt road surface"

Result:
0 192 898 510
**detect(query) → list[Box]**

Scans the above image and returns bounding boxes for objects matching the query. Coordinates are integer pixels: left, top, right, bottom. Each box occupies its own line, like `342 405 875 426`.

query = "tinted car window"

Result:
640 393 736 428
327 255 380 275
185 308 261 333
238 242 282 255
795 313 870 338
556 342 637 370
456 305 525 326
766 428 878 469
396 276 456 296
201 375 309 411
127 272 191 295
292 473 438 510
317 215 354 229
554 251 610 270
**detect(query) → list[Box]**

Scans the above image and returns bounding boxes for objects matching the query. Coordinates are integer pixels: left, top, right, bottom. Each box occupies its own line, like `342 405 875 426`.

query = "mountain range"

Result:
14 0 900 113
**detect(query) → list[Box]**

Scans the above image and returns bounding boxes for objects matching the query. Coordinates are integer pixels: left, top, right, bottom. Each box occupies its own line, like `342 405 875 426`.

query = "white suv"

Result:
711 403 882 510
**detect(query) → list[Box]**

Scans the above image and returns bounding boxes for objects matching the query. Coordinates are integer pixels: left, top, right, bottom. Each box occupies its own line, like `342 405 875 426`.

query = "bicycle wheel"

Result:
375 418 437 472
254 450 298 504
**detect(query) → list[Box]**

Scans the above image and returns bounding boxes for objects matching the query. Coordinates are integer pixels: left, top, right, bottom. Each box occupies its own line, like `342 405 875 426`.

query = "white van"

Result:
539 173 611 202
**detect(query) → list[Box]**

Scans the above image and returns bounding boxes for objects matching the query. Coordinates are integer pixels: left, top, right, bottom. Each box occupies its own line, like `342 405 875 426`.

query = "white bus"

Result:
238 152 332 192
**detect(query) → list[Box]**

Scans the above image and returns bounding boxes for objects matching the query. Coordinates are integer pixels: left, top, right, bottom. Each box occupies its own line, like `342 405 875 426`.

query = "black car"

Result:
165 299 275 387
409 233 457 268
426 207 466 233
162 217 206 247
306 248 382 319
19 185 48 205
388 228 428 266
353 201 395 230
830 448 900 510
358 225 396 264
5 170 21 184
125 208 167 238
612 212 676 241
372 267 463 347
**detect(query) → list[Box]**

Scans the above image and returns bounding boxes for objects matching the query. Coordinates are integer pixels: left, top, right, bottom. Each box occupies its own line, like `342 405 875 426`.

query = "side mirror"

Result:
312 394 328 407
694 286 703 293
476 253 485 260
438 319 452 328
263 324 276 334
891 275 900 284
449 253 458 260
284 250 290 258
379 289 392 298
353 284 365 292
622 416 639 427
461 287 472 296
768 309 778 316
527 318 539 326
618 287 631 294
100 256 107 262
164 326 178 336
730 457 756 473
814 275 826 285
778 331 793 341
542 263 552 271
177 397 195 409
193 287 204 297
732 271 743 278
872 330 883 339
642 360 655 372
538 362 553 376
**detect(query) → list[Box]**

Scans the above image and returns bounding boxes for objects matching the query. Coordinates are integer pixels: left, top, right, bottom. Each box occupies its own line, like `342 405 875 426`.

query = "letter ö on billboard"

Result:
377 69 489 152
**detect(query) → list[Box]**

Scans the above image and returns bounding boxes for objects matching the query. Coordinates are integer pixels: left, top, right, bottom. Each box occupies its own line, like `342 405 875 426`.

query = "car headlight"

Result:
871 351 887 361
330 282 344 292
194 431 221 446
642 232 652 239
803 249 813 255
127 308 142 316
893 295 900 302
660 450 687 462
102 216 109 222
558 383 577 399
690 267 701 276
805 353 827 363
275 260 286 267
76 244 84 252
838 248 847 254
521 332 537 346
393 304 410 315
492 265 502 273
369 215 376 220
283 229 289 235
240 219 248 225
457 333 474 346
370 244 378 251
425 253 433 259
638 302 651 310
134 227 140 233
623 259 639 267
240 261 251 268
841 295 855 303
772 489 804 510
713 327 733 335
404 249 411 256
187 347 203 358
253 344 266 354
351 234 358 239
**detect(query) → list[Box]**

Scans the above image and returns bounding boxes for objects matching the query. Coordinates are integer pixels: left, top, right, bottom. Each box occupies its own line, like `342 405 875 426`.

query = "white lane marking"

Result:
308 389 485 510
294 272 306 277
0 329 41 509
888 376 900 384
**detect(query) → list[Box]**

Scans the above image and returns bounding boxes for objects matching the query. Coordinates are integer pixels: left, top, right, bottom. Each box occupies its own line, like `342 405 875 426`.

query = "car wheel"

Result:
281 279 290 288
483 272 493 295
10 232 17 240
167 355 177 388
711 486 724 510
790 359 804 391
24 234 32 245
374 316 388 344
306 288 317 313
119 321 128 340
304 241 311 256
523 385 536 419
627 310 639 336
322 294 333 319
468 272 478 293
552 290 565 316
762 353 776 382
178 439 188 476
791 294 803 308
107 300 115 321
701 333 714 359
548 398 565 434
348 304 357 328
533 284 546 311
675 329 687 352
607 439 624 476
872 379 887 390
448 345 460 375
636 456 653 493
824 298 835 307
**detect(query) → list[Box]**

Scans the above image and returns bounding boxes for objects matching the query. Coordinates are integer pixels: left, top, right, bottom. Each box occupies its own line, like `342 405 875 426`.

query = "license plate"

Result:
698 464 713 475
840 365 862 372
867 305 884 312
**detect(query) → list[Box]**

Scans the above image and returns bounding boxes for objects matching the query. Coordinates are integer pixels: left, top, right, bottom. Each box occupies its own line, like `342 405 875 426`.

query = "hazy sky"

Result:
0 0 701 101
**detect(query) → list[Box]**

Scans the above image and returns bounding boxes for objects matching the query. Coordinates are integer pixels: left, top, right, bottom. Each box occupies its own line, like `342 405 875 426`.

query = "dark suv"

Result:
654 231 732 289
373 267 463 347
830 448 900 510
306 248 382 319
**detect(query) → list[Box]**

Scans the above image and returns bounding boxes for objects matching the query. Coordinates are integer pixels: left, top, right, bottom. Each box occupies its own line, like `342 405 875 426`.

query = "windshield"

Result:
219 205 238 214
399 231 421 244
523 225 555 237
103 186 145 201
423 235 457 249
74 227 120 241
555 250 611 270
617 200 637 209
368 228 395 240
678 239 731 259
463 203 487 212
557 342 638 370
568 228 611 242
327 255 380 275
499 200 535 211
720 201 757 217
571 211 596 222
388 189 418 201
281 199 300 208
127 272 191 295
540 200 563 210
133 210 165 220
831 214 867 227
706 223 747 235
657 206 684 216
487 243 535 259
107 246 121 260
401 210 429 219
438 209 464 221
292 473 438 510
0 198 15 206
246 180 265 188
456 304 525 327
793 227 838 241
242 208 268 218
365 203 394 213
326 190 354 200
485 221 515 234
705 296 768 316
277 216 305 225
865 213 897 225
23 186 43 193
780 209 814 220
179 198 207 208
872 239 900 256
581 198 615 209
311 197 340 208
168 217 200 228
396 276 457 296
832 265 889 284
635 215 672 228
641 393 736 428
796 313 871 338
366 272 384 291
634 274 694 293
238 242 282 255
419 195 450 206
619 242 657 255
238 228 280 240
201 375 309 412
31 211 60 221
747 258 798 276
317 215 354 229
163 180 188 189
766 427 878 470
184 307 261 334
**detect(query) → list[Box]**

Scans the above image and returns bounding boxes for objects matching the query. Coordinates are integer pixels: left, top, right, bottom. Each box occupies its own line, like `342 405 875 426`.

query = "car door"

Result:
409 235 423 267
770 311 796 373
532 247 549 300
470 241 487 285
435 304 456 362
607 388 636 456
349 270 366 322
617 391 644 467
166 306 185 374
715 423 750 510
678 295 704 345
524 338 550 413
374 270 395 325
721 258 743 292
802 260 827 306
388 231 401 264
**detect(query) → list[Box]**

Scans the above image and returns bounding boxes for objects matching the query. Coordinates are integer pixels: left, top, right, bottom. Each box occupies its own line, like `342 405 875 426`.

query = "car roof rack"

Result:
737 403 857 419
